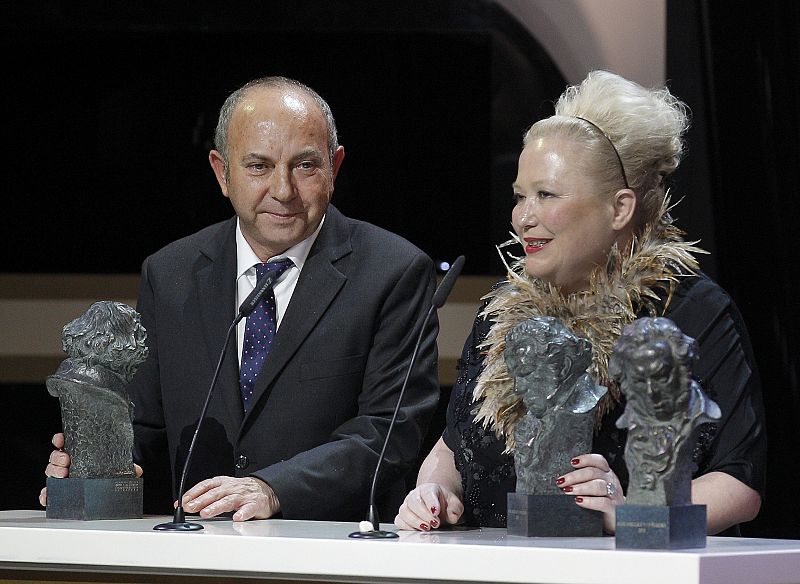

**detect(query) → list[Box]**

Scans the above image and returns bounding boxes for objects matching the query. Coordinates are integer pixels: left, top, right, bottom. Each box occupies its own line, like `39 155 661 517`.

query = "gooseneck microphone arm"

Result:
350 255 465 539
154 270 281 532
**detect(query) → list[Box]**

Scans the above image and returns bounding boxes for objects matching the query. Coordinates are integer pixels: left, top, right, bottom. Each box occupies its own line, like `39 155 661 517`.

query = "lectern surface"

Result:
1 510 799 584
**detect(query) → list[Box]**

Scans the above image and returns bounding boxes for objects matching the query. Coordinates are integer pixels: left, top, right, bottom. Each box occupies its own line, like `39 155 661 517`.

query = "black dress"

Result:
442 274 767 532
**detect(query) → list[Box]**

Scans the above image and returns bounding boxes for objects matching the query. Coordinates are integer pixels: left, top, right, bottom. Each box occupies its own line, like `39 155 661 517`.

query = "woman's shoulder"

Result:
663 273 736 332
665 272 758 375
670 272 732 307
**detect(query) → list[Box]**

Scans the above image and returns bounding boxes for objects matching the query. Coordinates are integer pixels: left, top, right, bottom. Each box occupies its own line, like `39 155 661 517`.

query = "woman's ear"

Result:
611 188 637 231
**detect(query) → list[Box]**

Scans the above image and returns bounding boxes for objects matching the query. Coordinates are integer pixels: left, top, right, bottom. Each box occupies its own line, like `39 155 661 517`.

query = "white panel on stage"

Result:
1 510 799 584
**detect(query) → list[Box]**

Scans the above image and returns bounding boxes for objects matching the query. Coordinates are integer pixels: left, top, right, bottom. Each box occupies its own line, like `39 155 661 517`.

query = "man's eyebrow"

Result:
238 150 325 164
241 153 270 162
294 148 324 161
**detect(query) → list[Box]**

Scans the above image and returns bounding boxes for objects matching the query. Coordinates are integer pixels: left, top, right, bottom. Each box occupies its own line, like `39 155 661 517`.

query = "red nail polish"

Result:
420 523 430 531
571 458 580 466
430 518 439 528
555 477 565 485
562 486 573 493
431 506 438 515
575 497 584 503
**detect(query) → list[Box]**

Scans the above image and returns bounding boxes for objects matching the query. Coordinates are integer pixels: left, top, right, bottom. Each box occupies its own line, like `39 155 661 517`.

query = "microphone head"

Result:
239 272 278 318
432 255 465 308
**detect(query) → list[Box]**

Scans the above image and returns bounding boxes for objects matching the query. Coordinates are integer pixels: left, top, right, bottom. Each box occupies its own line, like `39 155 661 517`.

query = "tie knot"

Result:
255 258 294 281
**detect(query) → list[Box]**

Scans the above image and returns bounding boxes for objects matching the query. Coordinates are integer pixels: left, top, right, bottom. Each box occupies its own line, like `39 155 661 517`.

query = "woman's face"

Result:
512 136 622 293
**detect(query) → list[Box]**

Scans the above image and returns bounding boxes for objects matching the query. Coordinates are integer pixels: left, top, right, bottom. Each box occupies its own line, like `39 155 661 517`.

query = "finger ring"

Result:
606 482 616 497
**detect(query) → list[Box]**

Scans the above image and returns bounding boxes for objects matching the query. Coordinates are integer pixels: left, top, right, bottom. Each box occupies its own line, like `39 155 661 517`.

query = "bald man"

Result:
44 77 439 522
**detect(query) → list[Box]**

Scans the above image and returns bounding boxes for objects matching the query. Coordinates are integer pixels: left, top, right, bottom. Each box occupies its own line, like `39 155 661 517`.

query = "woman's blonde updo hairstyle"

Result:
523 70 690 228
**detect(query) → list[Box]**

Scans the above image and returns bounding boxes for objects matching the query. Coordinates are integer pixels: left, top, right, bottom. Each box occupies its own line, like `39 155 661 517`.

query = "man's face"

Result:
209 86 345 260
509 345 564 417
628 341 681 421
128 319 149 367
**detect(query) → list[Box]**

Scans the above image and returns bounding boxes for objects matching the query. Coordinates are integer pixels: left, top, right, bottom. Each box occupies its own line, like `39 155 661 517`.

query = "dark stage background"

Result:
1 0 798 539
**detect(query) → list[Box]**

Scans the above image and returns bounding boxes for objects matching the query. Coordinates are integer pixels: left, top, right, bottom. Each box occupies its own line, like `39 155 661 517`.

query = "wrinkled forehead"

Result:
507 341 564 367
629 340 675 375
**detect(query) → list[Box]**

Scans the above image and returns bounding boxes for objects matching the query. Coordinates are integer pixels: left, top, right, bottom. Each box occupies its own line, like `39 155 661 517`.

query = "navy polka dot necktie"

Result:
239 258 294 413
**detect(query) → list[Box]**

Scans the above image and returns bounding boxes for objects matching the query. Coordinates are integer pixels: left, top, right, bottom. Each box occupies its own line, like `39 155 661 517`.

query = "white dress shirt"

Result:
234 216 325 365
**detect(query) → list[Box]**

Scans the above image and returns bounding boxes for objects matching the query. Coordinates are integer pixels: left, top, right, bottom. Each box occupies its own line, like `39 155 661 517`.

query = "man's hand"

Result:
45 433 70 478
39 433 70 507
39 432 142 507
179 476 280 521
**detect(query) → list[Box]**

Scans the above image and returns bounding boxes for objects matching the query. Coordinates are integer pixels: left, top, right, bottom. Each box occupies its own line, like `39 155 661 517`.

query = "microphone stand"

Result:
154 270 280 531
348 306 434 539
349 255 465 539
153 320 239 531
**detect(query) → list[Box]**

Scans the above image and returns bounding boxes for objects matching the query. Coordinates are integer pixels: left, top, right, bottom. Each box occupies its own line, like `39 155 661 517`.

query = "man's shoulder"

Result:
328 206 428 261
144 217 235 266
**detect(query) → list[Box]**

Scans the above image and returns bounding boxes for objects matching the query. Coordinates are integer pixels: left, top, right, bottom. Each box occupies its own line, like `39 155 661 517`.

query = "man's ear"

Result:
331 146 345 183
560 356 573 381
209 150 229 198
611 188 637 231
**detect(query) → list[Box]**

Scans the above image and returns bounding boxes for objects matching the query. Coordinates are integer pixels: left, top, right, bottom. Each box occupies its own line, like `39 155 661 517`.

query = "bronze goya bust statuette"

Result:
504 316 607 495
611 317 720 507
47 301 148 478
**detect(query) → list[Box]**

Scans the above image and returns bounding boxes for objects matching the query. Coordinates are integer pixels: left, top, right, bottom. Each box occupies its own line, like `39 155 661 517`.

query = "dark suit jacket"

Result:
129 205 440 520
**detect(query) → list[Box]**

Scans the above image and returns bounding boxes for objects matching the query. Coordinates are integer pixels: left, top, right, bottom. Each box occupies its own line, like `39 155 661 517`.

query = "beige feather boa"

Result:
473 199 706 451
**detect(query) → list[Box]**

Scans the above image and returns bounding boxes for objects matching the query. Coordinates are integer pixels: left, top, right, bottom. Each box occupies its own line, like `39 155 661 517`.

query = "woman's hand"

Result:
557 454 624 533
394 482 464 531
395 437 464 531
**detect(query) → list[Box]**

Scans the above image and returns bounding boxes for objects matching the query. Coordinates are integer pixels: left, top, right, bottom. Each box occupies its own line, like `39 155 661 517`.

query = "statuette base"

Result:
46 476 143 520
507 493 603 537
615 504 706 549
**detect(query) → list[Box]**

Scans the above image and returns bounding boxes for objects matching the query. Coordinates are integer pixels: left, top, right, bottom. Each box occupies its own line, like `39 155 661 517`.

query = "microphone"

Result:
154 269 282 531
431 256 466 309
349 255 465 539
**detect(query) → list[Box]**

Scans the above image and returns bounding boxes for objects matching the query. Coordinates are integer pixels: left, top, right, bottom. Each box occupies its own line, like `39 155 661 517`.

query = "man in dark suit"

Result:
43 76 440 522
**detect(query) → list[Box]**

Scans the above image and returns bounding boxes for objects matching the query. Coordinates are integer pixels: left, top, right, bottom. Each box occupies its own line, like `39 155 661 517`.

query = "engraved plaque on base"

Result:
46 476 143 520
507 493 603 537
615 504 706 549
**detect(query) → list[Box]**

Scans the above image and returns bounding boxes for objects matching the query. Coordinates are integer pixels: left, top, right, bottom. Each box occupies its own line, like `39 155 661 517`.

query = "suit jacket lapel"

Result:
243 207 352 426
195 217 244 429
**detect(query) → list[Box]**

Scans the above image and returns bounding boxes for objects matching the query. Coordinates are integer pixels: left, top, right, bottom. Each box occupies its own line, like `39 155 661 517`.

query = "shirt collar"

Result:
235 214 325 279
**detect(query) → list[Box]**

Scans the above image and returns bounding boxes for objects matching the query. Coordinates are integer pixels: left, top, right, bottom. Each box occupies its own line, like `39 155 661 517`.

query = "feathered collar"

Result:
473 199 705 450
